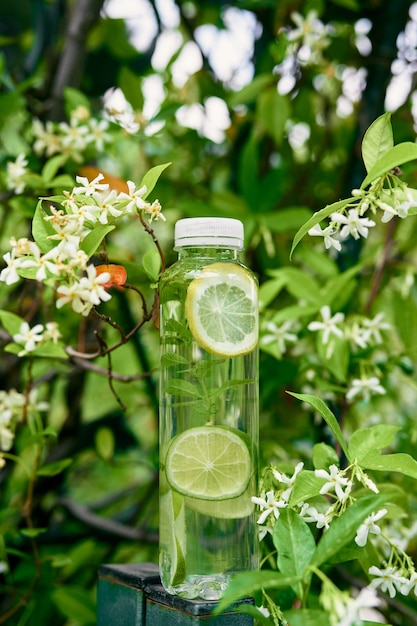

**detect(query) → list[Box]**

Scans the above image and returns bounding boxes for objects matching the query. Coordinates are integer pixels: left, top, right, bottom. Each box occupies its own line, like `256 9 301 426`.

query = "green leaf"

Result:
79 224 115 257
316 335 349 383
290 198 354 259
119 66 144 110
233 604 271 625
32 200 59 252
256 89 290 144
142 248 162 282
37 458 73 477
165 379 201 398
273 508 316 596
161 352 189 367
228 73 274 107
51 585 96 623
259 276 287 309
0 310 24 336
32 343 69 359
312 443 339 470
361 142 417 188
63 86 91 115
361 112 393 173
95 427 115 461
289 470 328 506
287 392 350 461
140 162 171 200
20 528 48 538
348 424 417 478
310 493 392 568
283 609 331 626
42 154 68 185
215 570 300 614
348 424 399 464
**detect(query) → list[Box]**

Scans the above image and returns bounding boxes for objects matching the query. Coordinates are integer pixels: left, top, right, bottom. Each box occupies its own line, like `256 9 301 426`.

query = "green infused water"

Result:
158 218 259 600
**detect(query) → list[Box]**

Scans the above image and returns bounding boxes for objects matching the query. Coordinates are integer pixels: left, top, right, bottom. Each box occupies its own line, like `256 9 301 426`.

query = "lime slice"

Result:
185 262 258 357
184 477 255 519
159 489 186 587
165 426 251 500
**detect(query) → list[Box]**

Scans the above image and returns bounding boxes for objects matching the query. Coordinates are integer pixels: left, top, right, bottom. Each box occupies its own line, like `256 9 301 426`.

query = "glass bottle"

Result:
158 217 259 600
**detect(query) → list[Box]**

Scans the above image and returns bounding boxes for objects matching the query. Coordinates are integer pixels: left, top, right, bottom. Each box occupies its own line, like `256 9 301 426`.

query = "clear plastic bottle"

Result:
159 217 259 600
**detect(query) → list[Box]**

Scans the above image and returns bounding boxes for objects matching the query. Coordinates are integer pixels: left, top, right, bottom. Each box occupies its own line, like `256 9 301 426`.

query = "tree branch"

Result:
47 0 105 121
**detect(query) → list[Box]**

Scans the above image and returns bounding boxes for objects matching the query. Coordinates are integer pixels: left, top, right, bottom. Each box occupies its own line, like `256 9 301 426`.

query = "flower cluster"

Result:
309 177 417 252
251 462 304 537
253 456 417 610
306 306 390 402
32 105 112 164
12 321 62 357
0 174 164 316
0 389 49 460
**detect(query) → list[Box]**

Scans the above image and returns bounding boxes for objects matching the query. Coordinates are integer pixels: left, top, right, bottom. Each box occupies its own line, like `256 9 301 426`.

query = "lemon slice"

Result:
185 262 258 357
165 426 251 501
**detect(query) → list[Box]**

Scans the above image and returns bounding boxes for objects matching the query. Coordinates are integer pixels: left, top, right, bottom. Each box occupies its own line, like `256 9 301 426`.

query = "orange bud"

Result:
96 264 127 289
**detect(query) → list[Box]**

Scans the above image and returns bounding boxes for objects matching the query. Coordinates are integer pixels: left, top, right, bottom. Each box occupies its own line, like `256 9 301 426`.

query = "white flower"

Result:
73 173 108 196
307 305 345 344
315 464 352 501
368 565 405 598
346 376 386 402
251 490 287 524
379 189 417 223
362 312 390 344
144 199 165 223
86 118 110 151
92 189 123 224
308 223 342 251
299 502 330 530
56 282 90 315
19 246 59 282
59 118 89 155
347 321 370 349
78 265 112 306
257 606 270 618
103 87 140 134
0 426 14 451
336 586 382 626
43 322 62 344
261 320 297 354
272 461 304 502
32 119 62 156
0 251 22 285
118 180 148 212
398 570 417 596
331 208 376 240
13 321 45 355
355 509 388 547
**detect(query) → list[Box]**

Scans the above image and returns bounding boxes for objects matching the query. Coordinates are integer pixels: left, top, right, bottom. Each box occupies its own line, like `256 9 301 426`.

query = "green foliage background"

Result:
1 0 417 624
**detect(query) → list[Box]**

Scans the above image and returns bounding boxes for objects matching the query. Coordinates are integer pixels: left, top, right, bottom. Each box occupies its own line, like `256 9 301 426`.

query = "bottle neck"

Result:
177 247 240 261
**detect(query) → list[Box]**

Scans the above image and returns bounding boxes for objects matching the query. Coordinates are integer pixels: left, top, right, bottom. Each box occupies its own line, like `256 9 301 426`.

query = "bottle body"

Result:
159 245 259 600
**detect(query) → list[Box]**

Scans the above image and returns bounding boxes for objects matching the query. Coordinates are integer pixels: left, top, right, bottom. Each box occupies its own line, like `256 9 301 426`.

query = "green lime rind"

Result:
184 476 256 519
160 489 187 587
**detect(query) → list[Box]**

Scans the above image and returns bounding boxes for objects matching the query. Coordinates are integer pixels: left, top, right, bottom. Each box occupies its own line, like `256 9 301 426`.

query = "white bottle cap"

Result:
174 217 244 250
